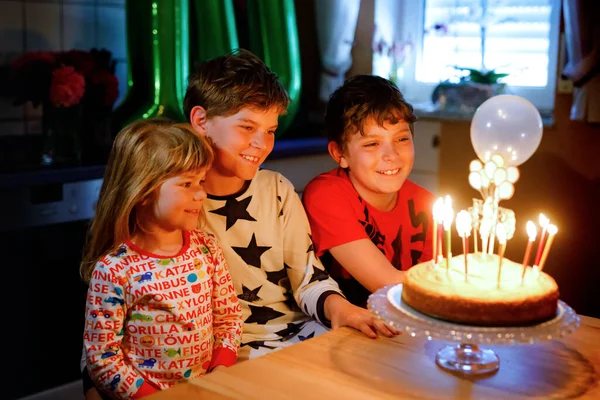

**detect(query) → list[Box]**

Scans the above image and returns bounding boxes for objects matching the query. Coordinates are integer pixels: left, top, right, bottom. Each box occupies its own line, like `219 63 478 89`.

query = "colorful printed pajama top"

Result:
84 230 243 399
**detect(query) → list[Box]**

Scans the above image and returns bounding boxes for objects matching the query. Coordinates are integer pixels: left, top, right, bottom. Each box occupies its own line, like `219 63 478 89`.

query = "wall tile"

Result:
0 121 25 136
0 98 23 120
114 60 128 107
25 2 61 51
0 1 24 53
63 3 96 50
97 5 125 59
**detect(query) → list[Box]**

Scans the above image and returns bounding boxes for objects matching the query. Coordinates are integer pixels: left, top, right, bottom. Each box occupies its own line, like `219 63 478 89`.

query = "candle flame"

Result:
539 213 550 228
547 224 558 235
496 222 507 244
455 210 472 238
433 198 445 223
526 221 537 241
443 196 454 229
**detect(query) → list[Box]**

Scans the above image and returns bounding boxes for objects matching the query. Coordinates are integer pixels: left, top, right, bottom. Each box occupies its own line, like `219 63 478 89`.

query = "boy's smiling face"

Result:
331 118 415 210
192 106 280 195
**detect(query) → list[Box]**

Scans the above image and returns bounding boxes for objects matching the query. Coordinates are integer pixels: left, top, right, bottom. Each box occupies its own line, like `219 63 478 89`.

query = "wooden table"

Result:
149 315 600 399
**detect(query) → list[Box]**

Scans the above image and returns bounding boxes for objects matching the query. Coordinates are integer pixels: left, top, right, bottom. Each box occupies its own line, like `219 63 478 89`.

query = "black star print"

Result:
245 304 285 324
277 195 284 217
210 196 256 230
299 332 315 341
308 265 329 284
307 234 314 253
266 267 287 285
284 292 297 310
237 285 262 302
232 234 271 269
275 322 306 339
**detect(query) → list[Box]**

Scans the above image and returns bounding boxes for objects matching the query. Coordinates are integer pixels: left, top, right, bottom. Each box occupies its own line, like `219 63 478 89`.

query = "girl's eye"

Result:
241 126 253 132
398 137 410 142
183 182 192 188
364 142 378 147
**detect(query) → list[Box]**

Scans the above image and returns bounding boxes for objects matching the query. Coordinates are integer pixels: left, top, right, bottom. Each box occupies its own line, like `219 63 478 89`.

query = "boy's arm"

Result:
279 178 343 326
328 239 404 292
84 268 157 399
303 177 403 292
207 234 243 370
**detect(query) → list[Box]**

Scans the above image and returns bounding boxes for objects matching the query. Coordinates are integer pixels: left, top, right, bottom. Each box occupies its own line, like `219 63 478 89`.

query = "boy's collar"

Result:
207 179 252 200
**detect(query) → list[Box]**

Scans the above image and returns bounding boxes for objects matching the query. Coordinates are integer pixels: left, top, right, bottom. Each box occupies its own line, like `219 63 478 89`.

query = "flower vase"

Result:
41 103 83 167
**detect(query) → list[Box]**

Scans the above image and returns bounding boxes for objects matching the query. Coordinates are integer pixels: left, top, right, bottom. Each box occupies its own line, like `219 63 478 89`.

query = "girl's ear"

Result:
190 106 208 136
328 141 349 168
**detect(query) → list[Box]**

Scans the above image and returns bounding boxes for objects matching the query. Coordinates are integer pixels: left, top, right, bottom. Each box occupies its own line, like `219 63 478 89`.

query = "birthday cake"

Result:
401 253 559 326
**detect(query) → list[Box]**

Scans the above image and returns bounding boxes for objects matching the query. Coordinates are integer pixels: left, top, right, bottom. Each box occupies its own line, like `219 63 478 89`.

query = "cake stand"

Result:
367 284 580 376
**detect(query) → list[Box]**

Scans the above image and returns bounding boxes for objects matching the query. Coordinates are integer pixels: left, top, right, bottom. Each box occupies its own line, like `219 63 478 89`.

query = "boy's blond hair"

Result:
184 49 290 119
80 119 214 282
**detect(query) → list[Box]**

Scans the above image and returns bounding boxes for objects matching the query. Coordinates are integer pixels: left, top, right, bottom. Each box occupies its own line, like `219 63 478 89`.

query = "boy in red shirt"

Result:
303 75 434 307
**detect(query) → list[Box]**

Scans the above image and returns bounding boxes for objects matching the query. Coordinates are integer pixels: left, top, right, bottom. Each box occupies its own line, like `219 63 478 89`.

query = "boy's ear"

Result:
190 106 208 136
328 141 349 168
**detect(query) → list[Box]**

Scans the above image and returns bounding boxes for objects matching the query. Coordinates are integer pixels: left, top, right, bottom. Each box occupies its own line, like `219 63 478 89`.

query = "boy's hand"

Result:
324 294 398 338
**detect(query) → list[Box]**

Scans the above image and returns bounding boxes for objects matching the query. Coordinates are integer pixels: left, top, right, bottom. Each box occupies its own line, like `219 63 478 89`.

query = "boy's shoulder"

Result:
254 168 296 192
304 168 355 197
399 179 436 202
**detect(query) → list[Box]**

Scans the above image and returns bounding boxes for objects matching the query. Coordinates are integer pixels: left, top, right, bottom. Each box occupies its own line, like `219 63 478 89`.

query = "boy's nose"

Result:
381 144 400 161
250 132 266 149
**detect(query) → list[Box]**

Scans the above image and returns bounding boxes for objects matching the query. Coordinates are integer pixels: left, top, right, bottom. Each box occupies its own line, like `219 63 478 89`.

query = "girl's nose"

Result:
194 189 207 201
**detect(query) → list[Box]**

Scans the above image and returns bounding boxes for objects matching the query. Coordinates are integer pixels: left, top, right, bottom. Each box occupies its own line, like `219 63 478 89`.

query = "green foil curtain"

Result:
191 0 238 63
113 0 189 130
115 0 300 137
246 0 301 136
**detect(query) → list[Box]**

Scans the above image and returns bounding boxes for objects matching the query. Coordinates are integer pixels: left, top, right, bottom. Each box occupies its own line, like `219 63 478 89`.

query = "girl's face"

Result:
143 168 208 234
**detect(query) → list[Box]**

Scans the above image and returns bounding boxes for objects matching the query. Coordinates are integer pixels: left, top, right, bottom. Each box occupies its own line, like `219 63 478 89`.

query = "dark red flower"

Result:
58 50 95 76
87 69 119 108
50 66 86 107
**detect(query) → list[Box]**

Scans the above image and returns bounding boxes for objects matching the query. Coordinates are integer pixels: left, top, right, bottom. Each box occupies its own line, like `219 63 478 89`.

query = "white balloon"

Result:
471 95 543 166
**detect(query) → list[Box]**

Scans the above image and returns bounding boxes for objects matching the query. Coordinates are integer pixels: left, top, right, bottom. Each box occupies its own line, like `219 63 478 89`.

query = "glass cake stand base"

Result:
435 343 499 375
368 284 580 377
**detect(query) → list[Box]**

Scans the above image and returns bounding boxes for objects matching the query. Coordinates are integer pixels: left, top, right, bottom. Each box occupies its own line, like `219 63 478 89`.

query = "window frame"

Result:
397 0 561 113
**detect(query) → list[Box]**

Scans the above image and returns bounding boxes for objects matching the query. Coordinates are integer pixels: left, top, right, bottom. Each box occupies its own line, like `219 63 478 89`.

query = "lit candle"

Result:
432 198 445 264
533 213 550 266
443 196 454 271
521 221 537 284
496 223 507 289
538 224 558 272
455 210 472 281
479 219 492 256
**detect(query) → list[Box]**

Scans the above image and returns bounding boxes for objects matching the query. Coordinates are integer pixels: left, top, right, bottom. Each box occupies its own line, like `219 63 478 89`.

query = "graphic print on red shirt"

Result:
303 168 434 306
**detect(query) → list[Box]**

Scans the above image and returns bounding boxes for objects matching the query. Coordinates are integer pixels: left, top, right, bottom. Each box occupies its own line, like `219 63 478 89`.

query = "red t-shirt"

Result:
303 168 434 306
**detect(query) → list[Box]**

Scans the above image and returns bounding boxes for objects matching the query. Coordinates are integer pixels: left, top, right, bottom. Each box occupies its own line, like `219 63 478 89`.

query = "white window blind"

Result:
420 0 553 87
394 0 560 111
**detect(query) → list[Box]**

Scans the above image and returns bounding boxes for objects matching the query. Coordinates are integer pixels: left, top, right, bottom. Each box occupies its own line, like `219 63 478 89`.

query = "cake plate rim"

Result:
368 284 580 346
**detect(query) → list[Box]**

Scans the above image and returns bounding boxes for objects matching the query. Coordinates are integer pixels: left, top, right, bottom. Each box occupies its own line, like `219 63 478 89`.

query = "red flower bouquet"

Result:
8 49 119 166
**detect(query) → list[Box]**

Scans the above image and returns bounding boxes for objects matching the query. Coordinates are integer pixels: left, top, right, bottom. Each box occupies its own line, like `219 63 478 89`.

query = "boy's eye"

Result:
241 126 253 132
363 142 378 147
183 182 192 188
267 130 276 135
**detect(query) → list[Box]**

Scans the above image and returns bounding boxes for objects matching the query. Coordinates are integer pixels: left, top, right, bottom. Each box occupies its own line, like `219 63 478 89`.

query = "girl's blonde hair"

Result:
80 119 214 282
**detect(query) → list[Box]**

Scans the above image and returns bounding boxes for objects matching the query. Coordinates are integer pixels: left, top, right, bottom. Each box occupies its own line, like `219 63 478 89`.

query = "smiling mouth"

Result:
376 168 400 176
185 210 200 215
241 154 260 163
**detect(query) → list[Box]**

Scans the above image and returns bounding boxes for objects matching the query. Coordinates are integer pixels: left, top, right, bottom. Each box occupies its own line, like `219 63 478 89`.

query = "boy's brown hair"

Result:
325 75 417 151
183 49 290 119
